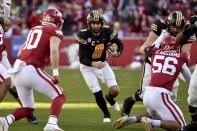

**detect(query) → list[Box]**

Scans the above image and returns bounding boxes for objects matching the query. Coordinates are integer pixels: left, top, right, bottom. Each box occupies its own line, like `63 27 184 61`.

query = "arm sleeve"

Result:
181 63 191 83
79 44 92 66
152 33 165 48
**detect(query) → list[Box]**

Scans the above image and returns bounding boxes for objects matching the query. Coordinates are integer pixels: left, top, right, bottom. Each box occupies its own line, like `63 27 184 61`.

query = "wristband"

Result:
53 69 59 76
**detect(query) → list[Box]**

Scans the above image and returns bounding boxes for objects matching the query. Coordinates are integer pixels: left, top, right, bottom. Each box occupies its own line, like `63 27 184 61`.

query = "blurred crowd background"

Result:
6 0 197 38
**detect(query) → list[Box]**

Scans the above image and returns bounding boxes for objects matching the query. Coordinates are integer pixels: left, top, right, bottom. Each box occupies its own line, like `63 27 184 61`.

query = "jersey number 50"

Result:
152 55 178 75
24 29 42 49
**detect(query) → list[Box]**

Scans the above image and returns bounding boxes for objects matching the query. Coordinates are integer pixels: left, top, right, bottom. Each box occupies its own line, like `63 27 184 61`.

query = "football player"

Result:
76 10 123 122
176 15 197 131
0 17 39 124
121 11 195 117
0 9 66 131
114 30 191 131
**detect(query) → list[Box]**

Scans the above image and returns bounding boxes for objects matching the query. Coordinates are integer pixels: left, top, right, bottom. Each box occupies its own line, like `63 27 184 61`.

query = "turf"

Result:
0 69 191 131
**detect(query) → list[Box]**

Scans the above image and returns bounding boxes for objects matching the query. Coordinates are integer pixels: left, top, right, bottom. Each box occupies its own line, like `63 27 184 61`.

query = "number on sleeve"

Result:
92 44 104 59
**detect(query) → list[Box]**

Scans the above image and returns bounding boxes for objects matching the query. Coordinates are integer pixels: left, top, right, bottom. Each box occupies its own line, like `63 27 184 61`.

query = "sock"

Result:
105 93 116 106
127 116 137 124
121 97 136 116
151 119 161 127
50 94 66 117
12 107 34 121
48 115 58 125
94 90 110 118
5 114 15 125
189 106 197 123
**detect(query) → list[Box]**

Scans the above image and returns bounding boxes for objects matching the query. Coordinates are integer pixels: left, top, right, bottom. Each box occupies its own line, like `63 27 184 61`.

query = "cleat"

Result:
178 123 197 131
103 118 111 122
113 116 128 129
0 117 9 131
27 114 39 124
141 117 152 131
112 102 120 112
44 123 64 131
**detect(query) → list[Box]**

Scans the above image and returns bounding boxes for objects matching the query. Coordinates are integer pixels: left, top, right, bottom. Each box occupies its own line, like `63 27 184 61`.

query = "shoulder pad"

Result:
159 19 165 24
80 29 88 32
103 25 110 28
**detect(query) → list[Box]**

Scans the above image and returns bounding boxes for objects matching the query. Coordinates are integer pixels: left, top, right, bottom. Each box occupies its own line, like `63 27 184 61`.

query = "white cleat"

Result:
112 102 120 112
141 117 152 131
103 118 111 123
0 117 9 131
44 123 64 131
113 116 128 129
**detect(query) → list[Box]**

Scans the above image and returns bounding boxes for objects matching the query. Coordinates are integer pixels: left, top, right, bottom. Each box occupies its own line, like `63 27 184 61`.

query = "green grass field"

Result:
0 69 191 131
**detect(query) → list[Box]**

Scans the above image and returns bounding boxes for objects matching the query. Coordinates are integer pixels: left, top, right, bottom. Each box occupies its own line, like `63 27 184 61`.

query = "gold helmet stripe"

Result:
176 11 181 27
94 10 98 21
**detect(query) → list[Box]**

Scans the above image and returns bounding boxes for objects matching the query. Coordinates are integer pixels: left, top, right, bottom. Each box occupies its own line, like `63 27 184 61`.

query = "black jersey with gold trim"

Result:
76 26 123 66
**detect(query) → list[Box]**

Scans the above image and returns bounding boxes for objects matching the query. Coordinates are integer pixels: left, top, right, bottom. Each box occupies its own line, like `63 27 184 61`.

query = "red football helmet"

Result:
41 9 63 28
161 36 179 51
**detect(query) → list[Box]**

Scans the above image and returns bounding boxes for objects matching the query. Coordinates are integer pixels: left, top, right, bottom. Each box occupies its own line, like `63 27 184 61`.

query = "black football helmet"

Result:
87 10 104 34
166 11 185 36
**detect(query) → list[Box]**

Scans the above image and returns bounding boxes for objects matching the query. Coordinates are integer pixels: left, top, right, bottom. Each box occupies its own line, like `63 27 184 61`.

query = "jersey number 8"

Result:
92 44 104 59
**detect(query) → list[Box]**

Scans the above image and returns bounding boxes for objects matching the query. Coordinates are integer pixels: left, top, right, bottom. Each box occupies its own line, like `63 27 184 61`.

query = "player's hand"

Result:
107 48 119 57
144 45 155 57
52 69 59 84
92 61 105 69
52 75 59 84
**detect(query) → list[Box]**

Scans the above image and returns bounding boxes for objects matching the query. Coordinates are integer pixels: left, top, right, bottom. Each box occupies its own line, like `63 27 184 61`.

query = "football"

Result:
108 43 118 52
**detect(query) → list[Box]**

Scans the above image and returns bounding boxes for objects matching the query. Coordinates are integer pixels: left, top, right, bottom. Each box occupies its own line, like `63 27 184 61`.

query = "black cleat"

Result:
26 114 39 124
178 123 197 131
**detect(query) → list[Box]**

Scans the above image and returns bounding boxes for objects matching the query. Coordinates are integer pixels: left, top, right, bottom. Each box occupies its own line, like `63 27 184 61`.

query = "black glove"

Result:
0 17 4 25
144 45 155 57
183 24 197 35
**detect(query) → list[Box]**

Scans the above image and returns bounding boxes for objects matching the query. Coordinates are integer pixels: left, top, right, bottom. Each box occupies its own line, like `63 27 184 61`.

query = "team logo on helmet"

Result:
41 9 64 29
161 36 179 51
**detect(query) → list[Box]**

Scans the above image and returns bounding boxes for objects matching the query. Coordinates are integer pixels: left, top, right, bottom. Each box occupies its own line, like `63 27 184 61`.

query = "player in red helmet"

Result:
114 30 191 131
0 9 65 131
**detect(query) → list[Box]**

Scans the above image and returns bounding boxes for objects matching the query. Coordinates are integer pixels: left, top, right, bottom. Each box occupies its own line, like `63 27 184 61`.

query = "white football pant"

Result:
80 61 117 93
188 64 197 107
143 87 186 126
13 65 63 108
1 50 14 88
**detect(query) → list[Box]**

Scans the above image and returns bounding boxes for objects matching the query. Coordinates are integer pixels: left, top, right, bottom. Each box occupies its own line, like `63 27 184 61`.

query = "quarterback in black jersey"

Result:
176 15 197 131
121 11 196 117
76 10 123 122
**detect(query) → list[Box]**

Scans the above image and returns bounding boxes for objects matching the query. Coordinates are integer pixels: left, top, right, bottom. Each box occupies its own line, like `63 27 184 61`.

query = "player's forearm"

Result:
79 44 92 66
50 49 59 69
17 42 26 58
139 31 158 54
176 32 190 45
181 63 191 83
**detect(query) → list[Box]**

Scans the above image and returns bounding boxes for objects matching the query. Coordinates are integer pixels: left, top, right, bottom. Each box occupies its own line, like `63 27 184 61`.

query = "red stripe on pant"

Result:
161 93 182 126
39 69 63 92
0 74 5 82
35 68 60 95
165 93 185 126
